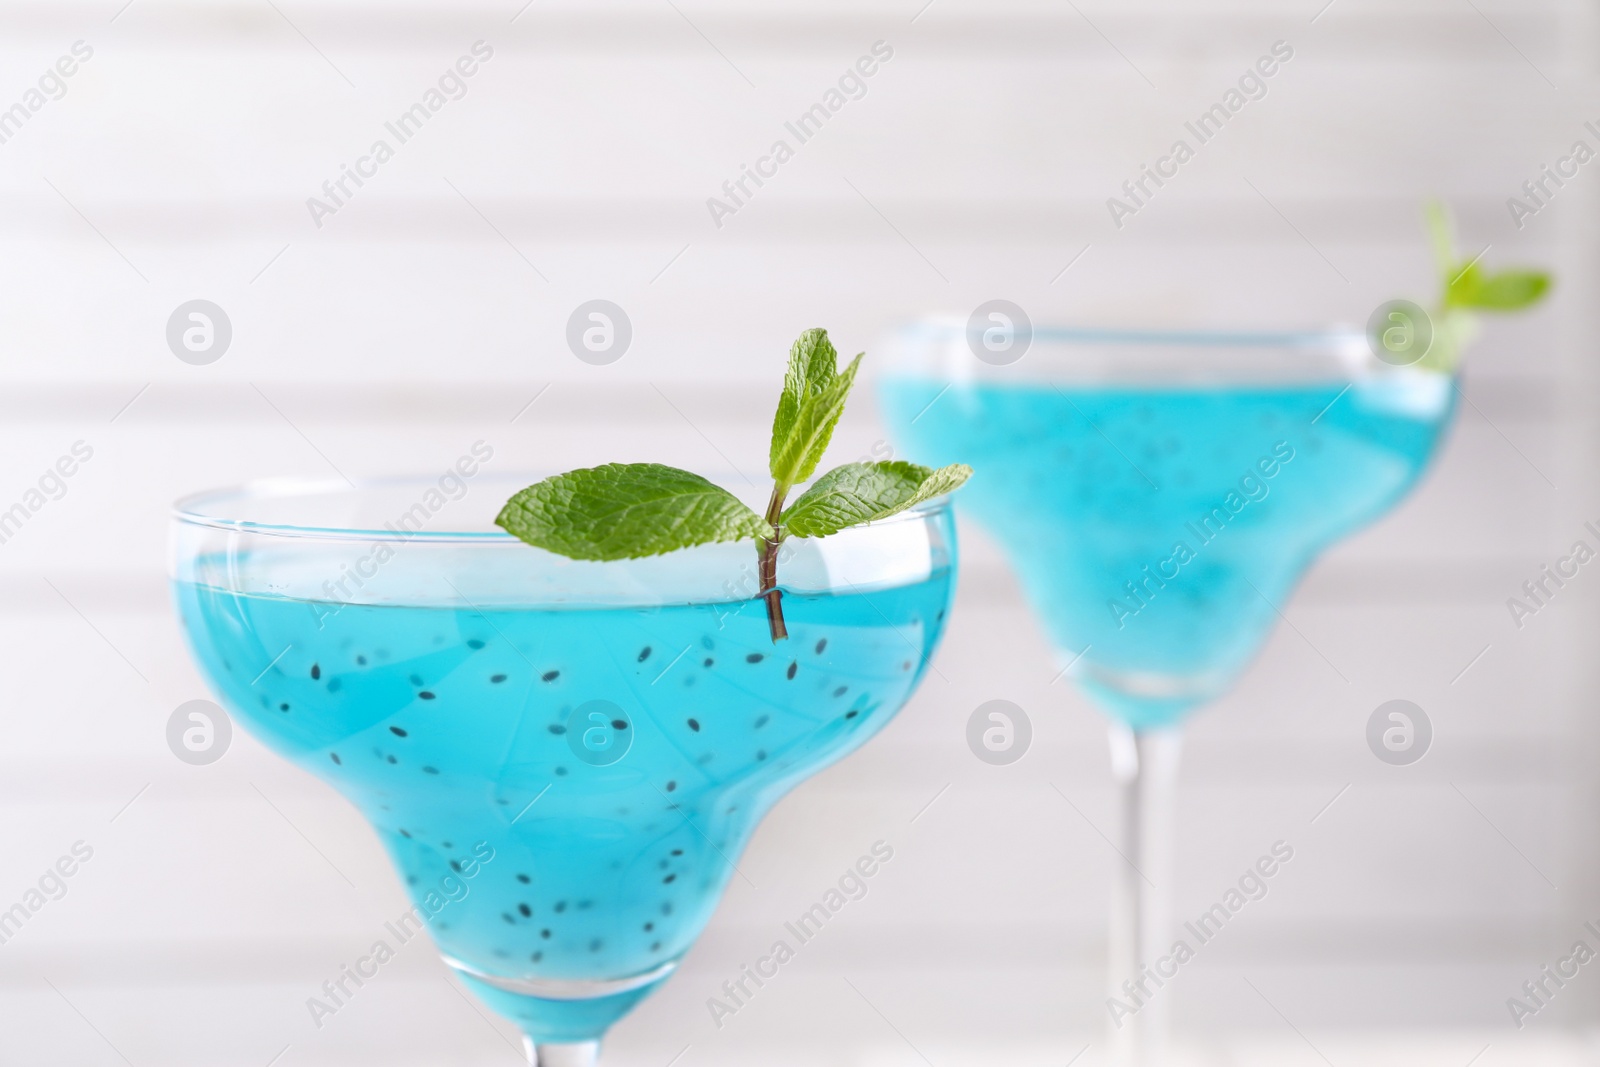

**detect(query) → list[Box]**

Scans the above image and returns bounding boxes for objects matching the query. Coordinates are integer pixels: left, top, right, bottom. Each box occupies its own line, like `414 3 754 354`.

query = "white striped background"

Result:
0 0 1597 1062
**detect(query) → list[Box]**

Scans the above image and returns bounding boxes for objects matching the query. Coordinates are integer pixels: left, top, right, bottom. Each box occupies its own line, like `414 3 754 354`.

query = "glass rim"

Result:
898 316 1366 349
171 472 953 545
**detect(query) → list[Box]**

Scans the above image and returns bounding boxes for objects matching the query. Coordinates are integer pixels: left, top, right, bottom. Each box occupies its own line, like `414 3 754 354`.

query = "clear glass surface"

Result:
169 473 957 1063
879 319 1457 1064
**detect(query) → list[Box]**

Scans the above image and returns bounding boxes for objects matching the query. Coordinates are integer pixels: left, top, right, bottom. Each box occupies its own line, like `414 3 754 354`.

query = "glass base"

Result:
523 1038 602 1067
453 957 675 1046
1079 662 1217 732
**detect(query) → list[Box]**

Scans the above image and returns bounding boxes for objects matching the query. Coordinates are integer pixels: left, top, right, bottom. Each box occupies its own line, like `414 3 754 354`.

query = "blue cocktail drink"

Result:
171 476 956 1064
881 375 1453 727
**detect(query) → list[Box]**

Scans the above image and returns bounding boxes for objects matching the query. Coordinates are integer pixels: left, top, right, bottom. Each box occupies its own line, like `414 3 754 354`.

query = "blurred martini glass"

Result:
881 320 1454 1062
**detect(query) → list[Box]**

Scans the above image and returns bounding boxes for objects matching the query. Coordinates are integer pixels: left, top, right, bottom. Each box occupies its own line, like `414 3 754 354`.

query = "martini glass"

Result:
170 473 956 1065
879 320 1455 1063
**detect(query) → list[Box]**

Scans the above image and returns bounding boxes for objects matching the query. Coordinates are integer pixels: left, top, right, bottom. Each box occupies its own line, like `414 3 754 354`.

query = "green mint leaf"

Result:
496 463 766 561
769 328 839 477
1442 260 1485 310
781 461 972 538
1451 268 1550 311
1412 200 1551 374
768 351 863 488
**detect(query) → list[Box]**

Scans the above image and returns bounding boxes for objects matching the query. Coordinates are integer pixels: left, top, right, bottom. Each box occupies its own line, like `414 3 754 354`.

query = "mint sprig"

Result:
1417 200 1551 372
495 328 972 641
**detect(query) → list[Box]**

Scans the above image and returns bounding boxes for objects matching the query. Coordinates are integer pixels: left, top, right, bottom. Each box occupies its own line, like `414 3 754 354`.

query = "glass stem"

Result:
524 1038 601 1067
1106 722 1183 1067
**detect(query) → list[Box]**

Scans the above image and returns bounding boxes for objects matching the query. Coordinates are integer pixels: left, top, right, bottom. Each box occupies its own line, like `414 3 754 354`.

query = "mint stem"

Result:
759 483 789 642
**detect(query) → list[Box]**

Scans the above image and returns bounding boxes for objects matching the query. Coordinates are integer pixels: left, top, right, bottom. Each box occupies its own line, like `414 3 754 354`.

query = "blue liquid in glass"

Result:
881 377 1452 728
174 575 952 1041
